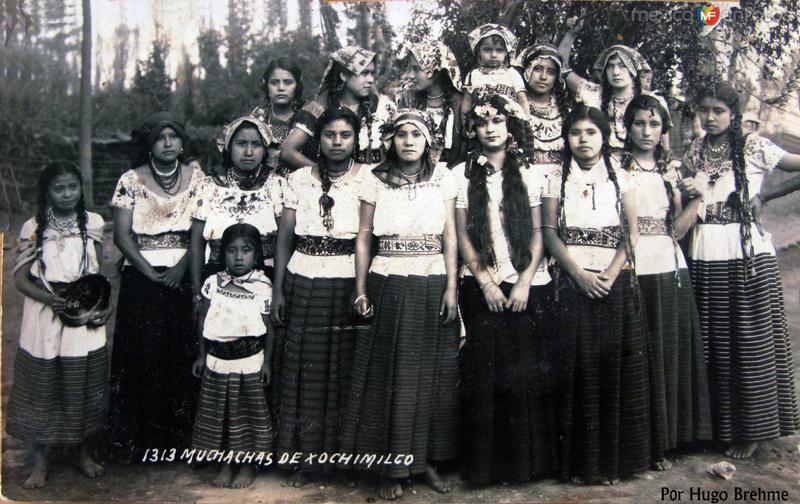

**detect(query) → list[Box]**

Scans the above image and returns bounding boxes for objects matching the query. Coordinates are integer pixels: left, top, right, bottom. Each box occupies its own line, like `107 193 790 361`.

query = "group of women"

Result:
9 19 800 499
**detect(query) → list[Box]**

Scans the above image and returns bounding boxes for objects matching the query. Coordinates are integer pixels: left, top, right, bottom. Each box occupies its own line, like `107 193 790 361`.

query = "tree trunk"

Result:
79 0 93 207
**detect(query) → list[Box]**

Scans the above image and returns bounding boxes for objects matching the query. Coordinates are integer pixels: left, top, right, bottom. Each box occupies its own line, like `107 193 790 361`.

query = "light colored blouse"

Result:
111 166 203 267
464 66 525 101
201 272 271 342
452 162 550 286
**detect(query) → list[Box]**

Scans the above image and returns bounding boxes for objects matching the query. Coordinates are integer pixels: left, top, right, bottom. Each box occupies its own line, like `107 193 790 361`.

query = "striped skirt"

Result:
339 273 460 478
275 273 359 462
458 278 559 484
556 269 651 483
192 354 273 453
638 270 712 453
690 253 800 442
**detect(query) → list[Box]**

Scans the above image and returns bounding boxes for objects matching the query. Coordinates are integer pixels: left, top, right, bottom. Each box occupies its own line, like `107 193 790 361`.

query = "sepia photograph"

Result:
1 0 799 502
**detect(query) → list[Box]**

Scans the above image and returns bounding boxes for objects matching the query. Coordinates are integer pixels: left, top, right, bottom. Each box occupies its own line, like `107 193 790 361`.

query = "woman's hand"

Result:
191 354 205 378
90 305 114 326
49 295 67 314
750 195 765 236
597 268 619 293
482 282 508 313
678 177 705 199
352 292 373 318
159 260 188 289
506 282 531 312
260 360 271 386
270 290 286 326
440 286 458 324
574 270 611 299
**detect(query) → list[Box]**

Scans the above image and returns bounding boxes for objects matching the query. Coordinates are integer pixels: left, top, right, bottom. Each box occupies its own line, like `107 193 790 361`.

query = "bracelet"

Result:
353 294 368 306
481 281 497 292
541 224 559 230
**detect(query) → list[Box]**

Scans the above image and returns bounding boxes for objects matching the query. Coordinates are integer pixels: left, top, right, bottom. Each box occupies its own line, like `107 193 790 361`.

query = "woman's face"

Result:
393 123 427 163
568 118 604 162
604 55 634 91
151 127 182 164
402 54 434 92
225 237 257 277
474 109 509 152
267 67 297 107
319 118 356 163
477 36 507 68
526 58 558 95
230 126 266 173
47 172 82 214
628 108 664 152
697 96 733 137
342 61 375 98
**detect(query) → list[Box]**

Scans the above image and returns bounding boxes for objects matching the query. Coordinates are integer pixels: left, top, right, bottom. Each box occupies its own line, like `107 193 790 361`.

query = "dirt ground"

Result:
1 205 799 503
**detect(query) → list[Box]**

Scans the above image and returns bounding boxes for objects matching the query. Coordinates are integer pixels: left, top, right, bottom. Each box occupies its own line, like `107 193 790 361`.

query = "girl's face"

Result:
267 67 297 107
526 58 558 95
342 62 375 98
697 96 733 137
604 55 634 91
320 119 356 163
478 37 507 68
151 126 182 164
230 126 266 173
639 68 653 92
47 172 82 214
475 109 509 152
628 108 664 152
402 54 434 92
225 237 257 276
393 123 427 163
568 118 604 162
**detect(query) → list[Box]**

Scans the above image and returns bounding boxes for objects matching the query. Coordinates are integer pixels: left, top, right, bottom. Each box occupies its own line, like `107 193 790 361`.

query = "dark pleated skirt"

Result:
7 347 108 445
556 269 651 484
275 273 359 462
108 267 199 460
457 277 559 484
638 269 712 453
192 367 273 452
690 253 800 442
339 273 459 478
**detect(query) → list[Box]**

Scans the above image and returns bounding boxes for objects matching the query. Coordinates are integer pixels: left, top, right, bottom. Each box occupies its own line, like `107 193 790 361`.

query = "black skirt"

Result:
107 266 199 460
458 277 560 484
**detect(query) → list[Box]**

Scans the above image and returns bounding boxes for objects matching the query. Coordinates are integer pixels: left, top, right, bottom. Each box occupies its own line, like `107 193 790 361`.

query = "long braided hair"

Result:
559 106 637 293
313 106 361 231
466 96 533 272
698 82 755 273
35 161 89 277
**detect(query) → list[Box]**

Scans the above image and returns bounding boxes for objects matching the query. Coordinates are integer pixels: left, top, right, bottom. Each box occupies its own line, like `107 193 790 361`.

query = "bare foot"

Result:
77 442 105 478
601 478 620 486
570 475 584 485
231 465 256 489
726 441 759 459
423 464 452 493
288 469 316 488
213 464 234 488
23 446 47 489
654 458 672 471
379 479 403 500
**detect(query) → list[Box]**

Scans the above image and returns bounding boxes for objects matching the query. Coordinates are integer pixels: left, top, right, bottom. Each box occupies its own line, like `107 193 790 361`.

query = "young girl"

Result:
192 223 274 488
271 107 366 487
281 46 396 170
8 162 111 488
681 82 800 459
453 95 556 484
397 42 465 166
516 43 570 181
621 94 712 462
462 24 530 123
342 109 459 500
542 105 651 485
190 115 283 291
251 57 305 172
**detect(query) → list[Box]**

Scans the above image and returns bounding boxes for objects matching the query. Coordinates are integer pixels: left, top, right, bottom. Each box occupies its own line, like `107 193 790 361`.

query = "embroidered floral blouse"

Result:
200 272 271 342
463 67 525 102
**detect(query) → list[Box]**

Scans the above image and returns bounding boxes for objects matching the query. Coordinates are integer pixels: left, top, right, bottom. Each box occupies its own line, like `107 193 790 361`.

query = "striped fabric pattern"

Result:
340 273 459 478
6 347 108 445
192 368 273 452
690 253 800 442
638 270 713 452
556 270 652 483
276 273 358 462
